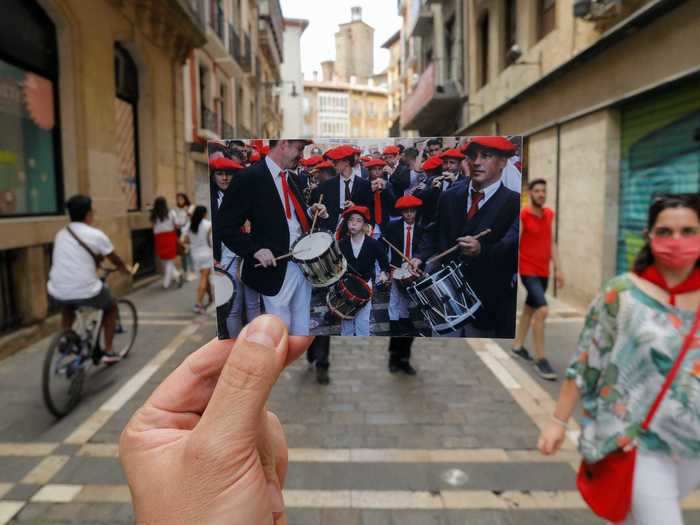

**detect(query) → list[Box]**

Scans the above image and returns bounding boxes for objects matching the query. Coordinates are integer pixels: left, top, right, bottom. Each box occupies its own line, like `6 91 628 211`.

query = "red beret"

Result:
209 157 244 171
249 150 261 162
463 136 517 156
440 148 465 160
260 145 270 155
422 156 443 171
300 155 323 167
395 195 423 209
313 160 335 170
364 159 387 169
342 205 370 222
352 146 362 154
325 145 356 161
360 156 373 163
382 145 400 155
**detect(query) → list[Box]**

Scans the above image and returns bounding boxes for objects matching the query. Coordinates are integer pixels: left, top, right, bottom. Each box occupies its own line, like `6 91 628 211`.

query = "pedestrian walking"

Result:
538 193 700 525
174 192 196 281
150 196 183 289
511 178 564 380
181 205 214 314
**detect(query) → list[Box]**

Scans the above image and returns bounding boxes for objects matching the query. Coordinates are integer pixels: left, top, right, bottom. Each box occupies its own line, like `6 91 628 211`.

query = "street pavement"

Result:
1 278 699 524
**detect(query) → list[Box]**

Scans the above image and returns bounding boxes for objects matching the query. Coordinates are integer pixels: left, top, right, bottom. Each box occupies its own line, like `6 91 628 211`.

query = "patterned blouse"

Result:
567 274 700 463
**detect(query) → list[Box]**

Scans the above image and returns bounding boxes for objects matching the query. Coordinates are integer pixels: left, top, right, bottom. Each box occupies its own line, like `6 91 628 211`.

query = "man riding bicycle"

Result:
47 195 130 364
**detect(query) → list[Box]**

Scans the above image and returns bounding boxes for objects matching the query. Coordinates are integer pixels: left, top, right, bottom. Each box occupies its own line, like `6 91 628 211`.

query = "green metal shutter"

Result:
617 79 700 273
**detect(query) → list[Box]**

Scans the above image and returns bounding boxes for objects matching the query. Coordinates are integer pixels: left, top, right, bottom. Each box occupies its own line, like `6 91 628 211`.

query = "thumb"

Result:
194 315 289 451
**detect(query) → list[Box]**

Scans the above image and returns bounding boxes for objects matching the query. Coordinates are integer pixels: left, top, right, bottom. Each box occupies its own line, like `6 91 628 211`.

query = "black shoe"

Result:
316 367 330 385
306 347 316 364
511 346 533 361
399 361 417 376
389 361 401 374
534 358 557 381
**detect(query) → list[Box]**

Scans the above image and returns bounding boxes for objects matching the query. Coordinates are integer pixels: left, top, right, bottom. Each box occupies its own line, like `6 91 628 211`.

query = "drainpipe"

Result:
554 123 561 297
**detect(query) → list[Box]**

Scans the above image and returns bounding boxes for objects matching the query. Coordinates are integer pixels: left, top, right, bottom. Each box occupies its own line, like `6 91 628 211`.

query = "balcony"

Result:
199 105 220 139
228 24 241 63
410 0 433 38
240 33 252 73
400 61 461 134
222 119 235 139
203 0 228 60
258 0 284 71
238 124 253 139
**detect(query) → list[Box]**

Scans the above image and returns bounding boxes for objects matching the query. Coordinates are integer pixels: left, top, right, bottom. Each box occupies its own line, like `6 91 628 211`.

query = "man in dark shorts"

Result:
47 195 130 364
511 179 564 380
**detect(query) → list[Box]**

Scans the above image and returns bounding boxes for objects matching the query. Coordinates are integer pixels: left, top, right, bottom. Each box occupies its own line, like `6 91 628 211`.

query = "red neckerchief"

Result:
636 266 700 306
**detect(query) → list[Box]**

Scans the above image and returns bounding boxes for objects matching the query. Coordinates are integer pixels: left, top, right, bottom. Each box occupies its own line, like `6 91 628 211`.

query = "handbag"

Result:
577 305 700 522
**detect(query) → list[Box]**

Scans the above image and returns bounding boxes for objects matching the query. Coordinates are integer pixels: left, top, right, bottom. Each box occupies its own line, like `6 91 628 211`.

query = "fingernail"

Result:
267 481 285 513
245 316 285 350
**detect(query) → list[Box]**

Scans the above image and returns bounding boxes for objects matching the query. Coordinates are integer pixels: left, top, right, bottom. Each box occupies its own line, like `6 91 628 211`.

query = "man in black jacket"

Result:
216 139 327 335
311 145 372 232
420 136 520 338
383 145 411 198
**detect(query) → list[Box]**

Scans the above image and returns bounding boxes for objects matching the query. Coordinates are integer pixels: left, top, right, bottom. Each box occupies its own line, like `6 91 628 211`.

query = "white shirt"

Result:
339 173 356 205
185 218 212 259
153 209 178 234
266 156 303 247
403 223 414 258
467 178 502 213
501 157 522 193
47 222 114 300
351 235 364 258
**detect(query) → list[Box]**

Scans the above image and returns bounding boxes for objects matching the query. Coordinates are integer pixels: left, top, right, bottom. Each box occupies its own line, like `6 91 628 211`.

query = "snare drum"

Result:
406 261 481 335
326 273 372 320
391 266 417 292
212 267 237 310
292 231 347 288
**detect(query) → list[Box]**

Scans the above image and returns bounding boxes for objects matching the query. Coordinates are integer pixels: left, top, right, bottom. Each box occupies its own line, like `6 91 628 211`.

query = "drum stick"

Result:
253 247 311 268
426 228 492 266
381 237 423 275
310 194 324 233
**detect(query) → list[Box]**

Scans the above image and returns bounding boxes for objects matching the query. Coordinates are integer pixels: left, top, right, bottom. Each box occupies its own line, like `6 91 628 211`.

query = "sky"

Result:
279 0 402 80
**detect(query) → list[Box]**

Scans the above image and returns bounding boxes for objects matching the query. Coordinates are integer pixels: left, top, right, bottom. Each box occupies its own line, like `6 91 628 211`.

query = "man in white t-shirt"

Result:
47 195 130 363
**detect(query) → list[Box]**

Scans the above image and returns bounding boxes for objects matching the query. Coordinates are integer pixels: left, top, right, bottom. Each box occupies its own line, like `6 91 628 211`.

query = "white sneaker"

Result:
186 272 197 282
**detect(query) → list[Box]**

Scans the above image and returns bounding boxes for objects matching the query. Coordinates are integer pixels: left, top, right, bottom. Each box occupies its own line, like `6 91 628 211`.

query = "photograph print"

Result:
209 136 522 339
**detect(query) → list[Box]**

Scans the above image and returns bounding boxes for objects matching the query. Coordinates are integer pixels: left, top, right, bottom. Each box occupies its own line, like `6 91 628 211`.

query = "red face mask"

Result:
651 235 700 269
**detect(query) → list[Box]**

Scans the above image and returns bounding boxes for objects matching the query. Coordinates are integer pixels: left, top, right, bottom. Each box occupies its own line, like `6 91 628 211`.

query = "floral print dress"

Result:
567 274 700 463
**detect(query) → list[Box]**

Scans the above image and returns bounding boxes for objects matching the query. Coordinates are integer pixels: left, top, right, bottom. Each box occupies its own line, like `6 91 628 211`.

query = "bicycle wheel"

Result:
111 299 138 358
42 330 85 418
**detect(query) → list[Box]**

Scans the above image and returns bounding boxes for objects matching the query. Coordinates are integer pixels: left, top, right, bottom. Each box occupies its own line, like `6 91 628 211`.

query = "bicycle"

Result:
42 265 139 418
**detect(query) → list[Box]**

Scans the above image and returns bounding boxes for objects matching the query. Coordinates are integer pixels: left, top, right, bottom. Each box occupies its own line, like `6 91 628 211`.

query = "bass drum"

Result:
325 273 372 320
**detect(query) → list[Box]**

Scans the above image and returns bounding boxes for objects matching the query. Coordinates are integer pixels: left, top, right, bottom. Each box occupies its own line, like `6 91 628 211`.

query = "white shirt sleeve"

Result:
92 229 114 256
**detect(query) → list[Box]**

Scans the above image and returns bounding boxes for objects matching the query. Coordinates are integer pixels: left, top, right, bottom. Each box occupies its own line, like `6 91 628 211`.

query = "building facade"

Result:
0 0 204 349
334 6 375 83
398 0 700 308
281 18 309 138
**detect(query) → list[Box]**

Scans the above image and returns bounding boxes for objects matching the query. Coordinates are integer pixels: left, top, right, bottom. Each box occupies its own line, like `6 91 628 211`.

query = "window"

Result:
445 15 455 80
114 44 140 211
538 0 555 40
0 0 61 218
504 0 517 66
479 13 490 88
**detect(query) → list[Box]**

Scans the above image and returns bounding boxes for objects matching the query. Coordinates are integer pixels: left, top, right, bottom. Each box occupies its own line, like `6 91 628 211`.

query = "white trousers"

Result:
388 280 410 321
262 262 311 336
162 260 180 288
224 257 261 338
340 297 372 336
615 451 700 525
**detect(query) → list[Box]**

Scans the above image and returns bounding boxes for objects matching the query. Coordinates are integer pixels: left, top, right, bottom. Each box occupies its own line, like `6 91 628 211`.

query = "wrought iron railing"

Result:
228 24 241 63
201 106 218 133
241 33 252 72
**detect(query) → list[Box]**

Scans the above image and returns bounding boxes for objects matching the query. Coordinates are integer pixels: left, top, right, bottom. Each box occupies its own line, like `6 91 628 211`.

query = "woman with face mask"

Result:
538 194 700 524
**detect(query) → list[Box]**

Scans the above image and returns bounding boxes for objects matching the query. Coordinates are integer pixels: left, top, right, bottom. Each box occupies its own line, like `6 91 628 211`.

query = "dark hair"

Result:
632 193 700 272
426 138 441 148
528 179 546 190
397 144 405 153
189 205 207 234
269 140 279 149
150 196 169 223
66 194 92 222
404 147 419 160
176 193 191 207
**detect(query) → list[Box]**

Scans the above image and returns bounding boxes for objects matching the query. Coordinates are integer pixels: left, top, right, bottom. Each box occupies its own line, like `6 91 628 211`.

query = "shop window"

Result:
0 0 61 218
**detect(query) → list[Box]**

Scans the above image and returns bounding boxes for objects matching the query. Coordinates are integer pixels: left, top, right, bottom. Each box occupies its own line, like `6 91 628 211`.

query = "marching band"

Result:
212 137 521 340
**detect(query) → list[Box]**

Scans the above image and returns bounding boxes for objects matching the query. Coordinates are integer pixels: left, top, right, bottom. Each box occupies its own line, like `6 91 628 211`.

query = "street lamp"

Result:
260 80 299 97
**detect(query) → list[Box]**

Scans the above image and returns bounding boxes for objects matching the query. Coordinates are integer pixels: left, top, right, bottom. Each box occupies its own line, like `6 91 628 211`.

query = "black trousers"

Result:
389 337 413 363
308 335 330 370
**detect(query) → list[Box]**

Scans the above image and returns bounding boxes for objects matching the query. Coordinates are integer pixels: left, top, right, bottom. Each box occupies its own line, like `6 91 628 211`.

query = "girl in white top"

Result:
150 197 182 289
181 206 214 314
174 193 196 280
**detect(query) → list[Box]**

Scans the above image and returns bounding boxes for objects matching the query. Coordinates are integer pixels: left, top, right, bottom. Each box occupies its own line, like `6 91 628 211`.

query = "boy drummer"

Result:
382 195 424 339
336 205 390 336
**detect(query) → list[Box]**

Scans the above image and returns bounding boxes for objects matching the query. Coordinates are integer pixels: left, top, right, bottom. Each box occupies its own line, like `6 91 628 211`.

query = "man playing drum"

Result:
420 136 520 338
217 139 328 335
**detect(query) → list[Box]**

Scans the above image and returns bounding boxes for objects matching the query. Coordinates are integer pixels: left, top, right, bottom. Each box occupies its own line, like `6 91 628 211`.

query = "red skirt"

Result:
154 230 177 260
